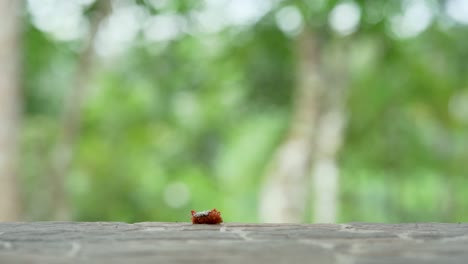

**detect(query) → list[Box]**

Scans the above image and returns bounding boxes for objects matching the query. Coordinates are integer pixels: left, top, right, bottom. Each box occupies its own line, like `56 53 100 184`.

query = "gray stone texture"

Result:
0 222 467 263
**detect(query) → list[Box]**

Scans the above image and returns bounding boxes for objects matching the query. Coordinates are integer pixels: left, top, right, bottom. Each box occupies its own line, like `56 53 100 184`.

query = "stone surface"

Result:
0 222 468 263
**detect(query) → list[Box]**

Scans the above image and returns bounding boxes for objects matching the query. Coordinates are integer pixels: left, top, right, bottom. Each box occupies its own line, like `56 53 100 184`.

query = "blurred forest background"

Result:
0 0 468 223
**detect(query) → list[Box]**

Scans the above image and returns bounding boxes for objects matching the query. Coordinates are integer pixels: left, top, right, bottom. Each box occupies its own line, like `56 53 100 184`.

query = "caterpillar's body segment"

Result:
191 209 223 224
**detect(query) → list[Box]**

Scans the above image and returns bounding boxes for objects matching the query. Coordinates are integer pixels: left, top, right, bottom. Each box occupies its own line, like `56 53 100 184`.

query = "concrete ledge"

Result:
1 222 467 263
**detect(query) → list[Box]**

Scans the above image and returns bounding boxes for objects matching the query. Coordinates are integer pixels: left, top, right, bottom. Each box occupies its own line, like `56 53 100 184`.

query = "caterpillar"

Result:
190 208 223 224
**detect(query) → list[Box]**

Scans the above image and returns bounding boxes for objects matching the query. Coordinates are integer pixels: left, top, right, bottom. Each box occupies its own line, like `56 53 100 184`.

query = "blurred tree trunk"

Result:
0 0 22 221
311 41 347 223
259 30 325 222
259 31 348 223
50 0 110 220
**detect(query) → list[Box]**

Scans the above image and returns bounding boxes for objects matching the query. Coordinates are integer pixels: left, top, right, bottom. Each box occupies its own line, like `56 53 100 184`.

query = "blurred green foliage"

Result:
20 0 468 222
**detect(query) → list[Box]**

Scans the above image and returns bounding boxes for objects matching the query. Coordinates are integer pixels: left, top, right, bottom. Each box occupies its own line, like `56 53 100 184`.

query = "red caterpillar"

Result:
191 208 223 224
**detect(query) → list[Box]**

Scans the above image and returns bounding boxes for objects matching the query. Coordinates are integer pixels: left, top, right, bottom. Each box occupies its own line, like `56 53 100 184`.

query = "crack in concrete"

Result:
0 241 12 250
348 243 366 254
299 239 335 250
66 241 81 258
227 228 252 241
335 253 356 264
439 235 468 242
396 232 424 243
140 227 167 232
339 224 385 234
217 226 252 241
